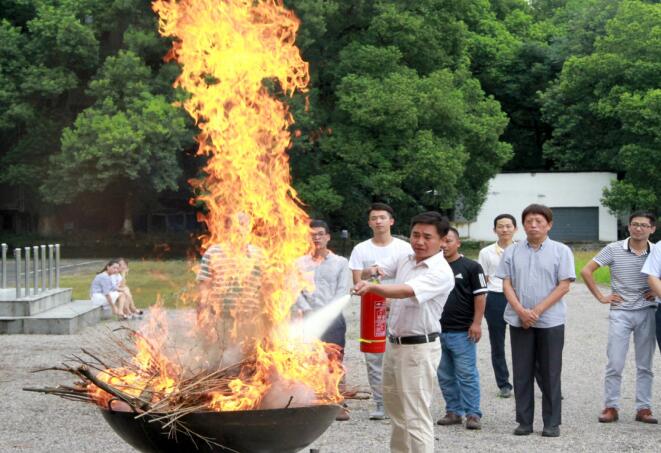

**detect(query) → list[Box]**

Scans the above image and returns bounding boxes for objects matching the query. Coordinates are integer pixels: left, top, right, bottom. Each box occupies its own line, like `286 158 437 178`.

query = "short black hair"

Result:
410 211 450 238
522 204 553 224
368 202 395 219
310 219 330 234
446 226 460 239
493 213 517 228
629 211 656 226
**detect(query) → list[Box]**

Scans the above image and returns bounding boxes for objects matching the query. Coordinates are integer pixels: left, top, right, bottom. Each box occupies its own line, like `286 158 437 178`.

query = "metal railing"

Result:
0 243 60 299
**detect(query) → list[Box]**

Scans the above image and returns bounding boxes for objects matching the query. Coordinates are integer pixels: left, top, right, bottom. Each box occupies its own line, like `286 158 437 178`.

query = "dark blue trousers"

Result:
484 291 512 390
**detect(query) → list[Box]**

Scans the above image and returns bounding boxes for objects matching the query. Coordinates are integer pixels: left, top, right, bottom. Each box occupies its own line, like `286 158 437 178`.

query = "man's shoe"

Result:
465 415 482 430
598 407 619 423
542 426 560 437
369 403 387 420
335 407 350 421
498 387 512 398
513 424 533 436
635 408 658 424
436 412 462 425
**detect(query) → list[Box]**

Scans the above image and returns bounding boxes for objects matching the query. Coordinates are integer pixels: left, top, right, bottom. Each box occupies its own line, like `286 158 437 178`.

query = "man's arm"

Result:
529 279 572 324
580 260 622 305
351 270 362 285
334 261 351 300
503 277 538 328
353 281 414 299
648 275 661 299
468 294 486 342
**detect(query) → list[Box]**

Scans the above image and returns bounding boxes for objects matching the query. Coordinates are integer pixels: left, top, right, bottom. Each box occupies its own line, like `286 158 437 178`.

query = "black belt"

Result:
388 332 439 345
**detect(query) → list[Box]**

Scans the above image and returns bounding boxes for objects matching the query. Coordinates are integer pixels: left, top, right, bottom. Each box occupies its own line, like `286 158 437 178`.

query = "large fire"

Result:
89 0 344 412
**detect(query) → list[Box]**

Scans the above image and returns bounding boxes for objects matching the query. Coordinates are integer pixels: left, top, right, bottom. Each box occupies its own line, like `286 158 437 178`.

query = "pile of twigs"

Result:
23 327 256 448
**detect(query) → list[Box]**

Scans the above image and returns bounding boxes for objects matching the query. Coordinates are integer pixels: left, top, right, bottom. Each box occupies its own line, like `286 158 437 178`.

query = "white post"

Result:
14 248 22 299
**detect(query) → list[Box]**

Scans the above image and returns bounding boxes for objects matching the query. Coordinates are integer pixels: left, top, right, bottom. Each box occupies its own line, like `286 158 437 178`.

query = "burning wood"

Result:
26 0 345 450
25 324 339 447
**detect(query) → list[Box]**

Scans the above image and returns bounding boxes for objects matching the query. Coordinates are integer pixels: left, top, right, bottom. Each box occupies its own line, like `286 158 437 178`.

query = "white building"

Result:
457 172 618 242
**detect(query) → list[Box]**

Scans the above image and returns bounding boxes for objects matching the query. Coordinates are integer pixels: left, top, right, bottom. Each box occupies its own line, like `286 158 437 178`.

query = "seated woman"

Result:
90 259 130 319
112 258 143 317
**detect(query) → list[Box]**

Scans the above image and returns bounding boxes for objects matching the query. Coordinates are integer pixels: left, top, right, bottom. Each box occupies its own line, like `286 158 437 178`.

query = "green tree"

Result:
542 1 661 214
42 51 190 235
288 0 512 233
0 0 191 234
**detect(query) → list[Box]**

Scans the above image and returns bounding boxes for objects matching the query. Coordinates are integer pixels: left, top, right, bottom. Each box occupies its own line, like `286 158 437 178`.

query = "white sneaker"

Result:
369 403 387 420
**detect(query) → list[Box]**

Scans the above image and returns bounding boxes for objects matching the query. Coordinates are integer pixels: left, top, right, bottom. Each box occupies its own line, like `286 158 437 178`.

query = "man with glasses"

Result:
294 219 351 420
581 212 658 424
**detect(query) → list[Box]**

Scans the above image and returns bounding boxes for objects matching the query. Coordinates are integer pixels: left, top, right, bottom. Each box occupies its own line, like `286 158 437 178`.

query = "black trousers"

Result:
510 324 564 428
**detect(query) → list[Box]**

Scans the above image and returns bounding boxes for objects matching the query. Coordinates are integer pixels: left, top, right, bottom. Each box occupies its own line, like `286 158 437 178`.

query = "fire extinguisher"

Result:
359 276 388 353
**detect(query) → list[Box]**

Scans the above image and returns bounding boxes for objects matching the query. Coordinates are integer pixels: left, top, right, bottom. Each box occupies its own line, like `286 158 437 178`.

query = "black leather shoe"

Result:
513 424 533 436
542 426 560 437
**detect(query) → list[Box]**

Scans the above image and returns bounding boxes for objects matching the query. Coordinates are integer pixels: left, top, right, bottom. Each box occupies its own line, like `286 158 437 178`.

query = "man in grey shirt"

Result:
294 219 351 420
496 204 575 438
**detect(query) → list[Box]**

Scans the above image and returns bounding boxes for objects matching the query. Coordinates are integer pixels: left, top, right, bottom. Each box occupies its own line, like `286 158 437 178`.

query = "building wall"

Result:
457 172 618 242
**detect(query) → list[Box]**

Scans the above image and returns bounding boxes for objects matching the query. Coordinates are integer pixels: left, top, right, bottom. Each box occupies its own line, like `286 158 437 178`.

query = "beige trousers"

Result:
383 339 441 453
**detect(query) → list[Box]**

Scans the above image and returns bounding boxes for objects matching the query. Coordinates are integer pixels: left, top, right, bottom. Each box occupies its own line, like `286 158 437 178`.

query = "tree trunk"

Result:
38 213 58 236
120 193 135 237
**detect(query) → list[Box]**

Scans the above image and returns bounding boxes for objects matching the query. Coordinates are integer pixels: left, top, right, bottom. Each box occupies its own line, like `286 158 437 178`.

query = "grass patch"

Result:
573 249 610 285
60 260 196 309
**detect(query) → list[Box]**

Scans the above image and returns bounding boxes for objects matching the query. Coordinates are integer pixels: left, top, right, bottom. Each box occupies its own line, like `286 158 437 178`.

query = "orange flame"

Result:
89 0 343 411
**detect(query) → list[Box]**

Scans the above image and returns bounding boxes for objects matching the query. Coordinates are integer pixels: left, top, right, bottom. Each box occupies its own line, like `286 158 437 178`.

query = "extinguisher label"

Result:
374 303 387 337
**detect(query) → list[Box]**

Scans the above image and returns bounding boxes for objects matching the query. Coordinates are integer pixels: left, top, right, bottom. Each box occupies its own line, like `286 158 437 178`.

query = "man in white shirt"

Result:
642 240 661 353
477 214 517 398
349 202 413 420
354 212 454 453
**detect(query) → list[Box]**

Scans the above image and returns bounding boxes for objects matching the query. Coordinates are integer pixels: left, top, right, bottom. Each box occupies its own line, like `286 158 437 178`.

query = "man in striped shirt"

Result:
581 212 658 424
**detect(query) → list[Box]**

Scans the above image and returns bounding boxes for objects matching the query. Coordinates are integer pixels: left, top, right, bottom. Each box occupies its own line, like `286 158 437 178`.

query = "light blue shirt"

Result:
496 238 576 328
90 272 115 298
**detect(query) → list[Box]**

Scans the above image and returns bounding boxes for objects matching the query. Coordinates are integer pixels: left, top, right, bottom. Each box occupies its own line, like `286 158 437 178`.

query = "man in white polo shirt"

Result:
642 239 661 353
478 213 517 398
349 202 413 420
581 212 658 424
354 212 454 453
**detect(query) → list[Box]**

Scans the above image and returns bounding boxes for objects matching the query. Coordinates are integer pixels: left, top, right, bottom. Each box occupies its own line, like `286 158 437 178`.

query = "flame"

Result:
88 0 343 411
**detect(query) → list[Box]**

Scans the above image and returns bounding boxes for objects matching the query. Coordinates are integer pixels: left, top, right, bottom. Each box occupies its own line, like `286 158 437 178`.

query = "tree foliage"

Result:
287 0 512 233
542 1 661 213
0 0 191 234
2 0 659 235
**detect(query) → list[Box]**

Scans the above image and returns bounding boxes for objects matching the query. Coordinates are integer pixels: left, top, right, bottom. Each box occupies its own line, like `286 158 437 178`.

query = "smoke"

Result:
288 295 351 342
259 378 317 409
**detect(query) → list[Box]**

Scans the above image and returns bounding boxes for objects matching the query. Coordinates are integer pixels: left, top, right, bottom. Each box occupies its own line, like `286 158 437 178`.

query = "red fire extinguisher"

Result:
360 277 388 353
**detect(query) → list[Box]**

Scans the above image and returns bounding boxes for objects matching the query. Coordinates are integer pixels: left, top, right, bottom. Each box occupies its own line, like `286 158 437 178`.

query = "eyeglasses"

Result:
630 222 652 229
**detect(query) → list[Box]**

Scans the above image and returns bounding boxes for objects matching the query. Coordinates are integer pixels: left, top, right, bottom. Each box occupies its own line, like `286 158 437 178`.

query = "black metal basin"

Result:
100 404 341 453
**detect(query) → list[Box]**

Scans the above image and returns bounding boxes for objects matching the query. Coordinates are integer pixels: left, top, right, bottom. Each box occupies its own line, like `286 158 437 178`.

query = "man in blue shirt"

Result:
496 204 575 438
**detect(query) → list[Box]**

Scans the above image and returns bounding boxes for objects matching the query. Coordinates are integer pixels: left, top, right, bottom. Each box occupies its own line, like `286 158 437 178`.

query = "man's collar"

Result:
524 237 549 249
622 237 652 255
409 250 445 267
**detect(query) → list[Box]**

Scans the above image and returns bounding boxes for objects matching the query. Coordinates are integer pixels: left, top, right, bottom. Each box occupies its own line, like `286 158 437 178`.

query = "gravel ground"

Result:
1 282 660 452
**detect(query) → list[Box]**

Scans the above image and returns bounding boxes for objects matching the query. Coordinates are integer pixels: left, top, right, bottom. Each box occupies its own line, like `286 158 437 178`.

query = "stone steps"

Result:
0 288 72 316
0 299 103 335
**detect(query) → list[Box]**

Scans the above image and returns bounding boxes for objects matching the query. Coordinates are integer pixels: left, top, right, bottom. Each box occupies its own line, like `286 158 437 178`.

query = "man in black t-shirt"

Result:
436 228 488 430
